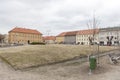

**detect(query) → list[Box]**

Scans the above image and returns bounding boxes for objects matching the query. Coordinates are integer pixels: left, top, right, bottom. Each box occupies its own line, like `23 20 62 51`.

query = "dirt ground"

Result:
0 45 116 70
0 50 120 80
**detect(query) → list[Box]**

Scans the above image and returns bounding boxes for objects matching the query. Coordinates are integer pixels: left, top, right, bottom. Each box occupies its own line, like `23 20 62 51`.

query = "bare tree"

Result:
0 34 5 43
87 13 100 45
86 13 101 68
106 36 113 46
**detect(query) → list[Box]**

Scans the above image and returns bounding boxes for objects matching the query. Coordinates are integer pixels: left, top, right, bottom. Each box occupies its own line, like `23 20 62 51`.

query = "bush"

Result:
30 42 46 45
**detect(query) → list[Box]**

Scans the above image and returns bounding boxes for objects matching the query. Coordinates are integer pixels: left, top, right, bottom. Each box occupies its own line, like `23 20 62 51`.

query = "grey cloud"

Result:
0 0 120 35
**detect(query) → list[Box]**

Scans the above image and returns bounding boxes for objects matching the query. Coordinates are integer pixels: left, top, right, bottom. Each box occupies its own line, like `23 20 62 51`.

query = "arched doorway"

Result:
28 40 30 44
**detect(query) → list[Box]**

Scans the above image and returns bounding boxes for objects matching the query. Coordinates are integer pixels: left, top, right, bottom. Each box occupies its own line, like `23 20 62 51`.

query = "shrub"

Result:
30 42 46 45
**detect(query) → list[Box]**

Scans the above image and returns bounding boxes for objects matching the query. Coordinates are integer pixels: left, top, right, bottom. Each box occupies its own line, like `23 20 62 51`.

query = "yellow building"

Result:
56 32 66 44
8 27 42 44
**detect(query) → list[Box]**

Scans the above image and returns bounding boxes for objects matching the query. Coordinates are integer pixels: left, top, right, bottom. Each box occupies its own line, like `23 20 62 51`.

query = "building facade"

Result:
8 27 42 44
99 27 120 46
56 32 66 44
64 31 78 44
3 34 8 44
76 29 99 45
43 36 56 44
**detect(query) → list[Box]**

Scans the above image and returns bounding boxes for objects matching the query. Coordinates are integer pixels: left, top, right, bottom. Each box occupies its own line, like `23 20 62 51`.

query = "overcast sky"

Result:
0 0 120 36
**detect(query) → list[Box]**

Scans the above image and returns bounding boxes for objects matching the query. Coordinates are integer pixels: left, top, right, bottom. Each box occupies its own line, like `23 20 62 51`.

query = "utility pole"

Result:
46 29 51 36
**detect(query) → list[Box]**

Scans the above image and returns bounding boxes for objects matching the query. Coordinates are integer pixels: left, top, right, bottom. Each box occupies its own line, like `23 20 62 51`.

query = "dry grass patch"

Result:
0 45 117 69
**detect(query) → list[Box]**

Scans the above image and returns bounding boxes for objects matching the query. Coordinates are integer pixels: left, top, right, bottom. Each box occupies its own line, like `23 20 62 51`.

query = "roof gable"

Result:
56 32 67 37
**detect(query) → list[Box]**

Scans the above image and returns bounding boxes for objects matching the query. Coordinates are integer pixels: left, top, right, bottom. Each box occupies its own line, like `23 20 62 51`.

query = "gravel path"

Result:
0 50 120 80
0 59 49 80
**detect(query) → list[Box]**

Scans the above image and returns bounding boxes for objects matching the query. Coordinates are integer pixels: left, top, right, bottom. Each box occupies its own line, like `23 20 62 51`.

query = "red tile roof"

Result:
56 32 67 37
9 27 42 35
43 36 56 41
77 29 99 35
57 31 80 37
57 29 99 37
65 31 79 36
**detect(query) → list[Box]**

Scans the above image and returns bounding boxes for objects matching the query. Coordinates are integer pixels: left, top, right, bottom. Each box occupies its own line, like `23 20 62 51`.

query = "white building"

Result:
99 27 120 46
76 29 99 45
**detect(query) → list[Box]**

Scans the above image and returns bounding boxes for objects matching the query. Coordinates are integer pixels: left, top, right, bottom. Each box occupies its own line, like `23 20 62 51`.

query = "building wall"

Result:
9 32 42 44
45 40 55 44
64 35 76 44
76 34 90 45
76 34 98 45
99 30 120 45
3 34 8 44
56 37 65 43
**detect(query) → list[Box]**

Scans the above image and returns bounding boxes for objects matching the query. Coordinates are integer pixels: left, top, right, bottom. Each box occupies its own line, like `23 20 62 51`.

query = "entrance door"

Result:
28 40 30 44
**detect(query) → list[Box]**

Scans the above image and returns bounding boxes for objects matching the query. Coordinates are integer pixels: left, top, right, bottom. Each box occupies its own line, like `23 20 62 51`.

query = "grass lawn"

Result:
0 44 117 69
